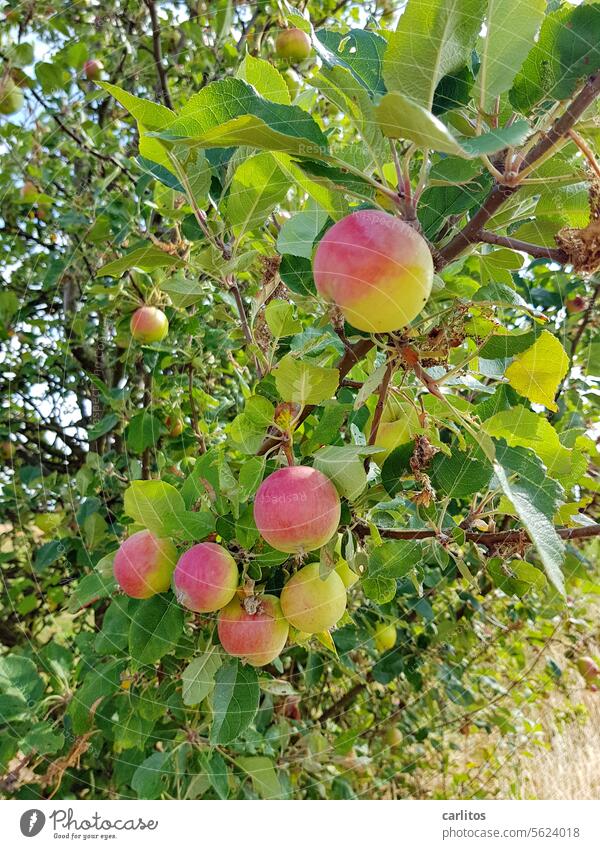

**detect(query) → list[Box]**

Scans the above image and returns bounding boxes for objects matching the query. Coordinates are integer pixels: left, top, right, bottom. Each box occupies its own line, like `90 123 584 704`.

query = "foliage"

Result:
1 0 600 801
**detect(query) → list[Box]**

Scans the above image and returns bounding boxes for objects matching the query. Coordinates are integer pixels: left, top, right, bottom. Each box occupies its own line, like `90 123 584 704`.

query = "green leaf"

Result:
474 0 545 109
274 354 339 406
126 412 164 453
199 751 230 799
20 723 64 756
363 540 423 603
99 82 175 130
488 558 547 598
67 659 125 734
483 405 584 489
276 208 329 259
375 93 530 158
315 29 387 96
182 646 223 706
150 79 328 158
479 330 538 360
229 395 274 454
492 443 565 594
313 444 379 501
383 0 483 108
279 254 317 296
430 446 492 498
375 93 466 155
265 300 302 338
510 4 600 114
34 539 66 573
95 597 132 655
226 152 289 237
0 656 44 704
131 750 171 799
237 53 290 105
128 595 184 667
210 659 259 745
97 246 183 278
68 570 117 613
123 480 186 537
236 756 282 800
505 330 569 412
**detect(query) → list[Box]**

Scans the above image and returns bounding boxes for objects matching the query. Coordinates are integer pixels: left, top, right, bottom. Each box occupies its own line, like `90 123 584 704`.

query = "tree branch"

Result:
478 230 568 262
353 522 600 546
436 74 600 269
144 0 174 110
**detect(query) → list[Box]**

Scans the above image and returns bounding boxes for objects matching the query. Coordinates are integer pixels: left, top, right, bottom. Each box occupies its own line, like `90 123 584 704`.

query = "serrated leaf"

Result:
182 646 223 705
99 82 175 130
273 355 339 406
265 300 302 338
505 330 569 412
149 78 328 158
210 660 259 745
237 53 290 105
123 480 185 537
474 0 545 109
236 756 282 800
483 405 584 489
226 152 289 237
128 595 184 667
97 246 182 278
383 0 483 109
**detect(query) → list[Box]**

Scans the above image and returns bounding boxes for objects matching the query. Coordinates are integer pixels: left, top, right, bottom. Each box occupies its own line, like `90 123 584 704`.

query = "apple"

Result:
113 529 178 599
275 28 311 62
0 77 24 115
384 726 402 748
313 210 434 333
130 306 169 343
254 466 341 554
366 396 420 465
20 181 37 201
280 562 347 633
173 542 238 613
166 415 184 437
566 295 586 314
576 655 600 682
374 622 397 652
84 59 104 81
217 593 289 667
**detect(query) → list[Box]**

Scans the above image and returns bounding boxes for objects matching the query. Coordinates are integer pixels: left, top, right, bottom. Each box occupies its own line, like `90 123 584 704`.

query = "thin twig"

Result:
478 230 568 262
144 0 174 109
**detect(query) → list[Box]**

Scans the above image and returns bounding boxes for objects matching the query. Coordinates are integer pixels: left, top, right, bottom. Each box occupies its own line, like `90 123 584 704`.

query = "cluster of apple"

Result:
113 466 359 667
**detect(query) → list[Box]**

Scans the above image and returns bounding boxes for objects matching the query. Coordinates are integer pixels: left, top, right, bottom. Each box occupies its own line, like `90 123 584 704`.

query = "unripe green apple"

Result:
173 542 238 613
84 59 104 81
365 396 420 465
0 77 24 115
577 655 600 682
275 28 311 62
254 466 341 554
20 181 37 201
130 306 168 343
280 562 347 633
374 622 397 652
218 593 289 666
313 210 434 333
113 529 178 599
384 726 402 748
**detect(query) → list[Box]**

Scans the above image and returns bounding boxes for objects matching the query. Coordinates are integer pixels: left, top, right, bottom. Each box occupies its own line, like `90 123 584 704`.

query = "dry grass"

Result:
508 692 600 799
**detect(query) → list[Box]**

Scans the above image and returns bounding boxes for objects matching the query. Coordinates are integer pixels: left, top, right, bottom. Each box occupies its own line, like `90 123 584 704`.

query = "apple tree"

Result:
1 0 600 800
